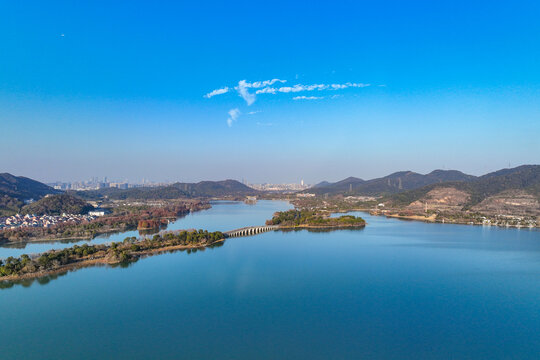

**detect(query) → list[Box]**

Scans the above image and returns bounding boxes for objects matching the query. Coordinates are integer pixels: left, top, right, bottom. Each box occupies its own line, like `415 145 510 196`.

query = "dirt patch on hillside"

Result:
407 187 470 212
471 190 540 216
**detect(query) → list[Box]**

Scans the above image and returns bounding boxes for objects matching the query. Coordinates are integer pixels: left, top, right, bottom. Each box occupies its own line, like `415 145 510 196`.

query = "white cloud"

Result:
247 111 261 115
237 80 256 106
206 80 371 104
204 87 229 98
250 79 286 88
227 108 241 127
293 96 324 100
348 82 371 88
203 79 287 105
278 84 327 93
255 82 370 95
235 79 287 105
255 87 277 94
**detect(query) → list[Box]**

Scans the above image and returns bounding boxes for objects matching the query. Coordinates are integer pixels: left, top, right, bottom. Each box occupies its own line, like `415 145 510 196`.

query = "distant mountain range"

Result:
0 174 258 215
308 169 477 196
1 166 539 216
308 166 540 215
73 179 258 201
386 165 540 215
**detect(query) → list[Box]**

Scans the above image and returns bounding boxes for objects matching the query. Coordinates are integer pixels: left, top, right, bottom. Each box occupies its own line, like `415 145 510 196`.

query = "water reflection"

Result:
0 239 227 289
0 271 69 289
279 226 366 233
0 200 291 259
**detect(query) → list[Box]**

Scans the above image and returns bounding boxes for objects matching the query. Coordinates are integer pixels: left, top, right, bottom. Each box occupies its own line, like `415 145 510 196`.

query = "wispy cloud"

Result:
256 82 370 94
255 87 277 94
204 87 229 98
227 108 241 127
293 96 324 100
204 79 287 105
205 80 371 104
263 84 327 93
247 110 261 115
205 79 373 125
236 79 286 105
237 80 256 106
249 79 286 88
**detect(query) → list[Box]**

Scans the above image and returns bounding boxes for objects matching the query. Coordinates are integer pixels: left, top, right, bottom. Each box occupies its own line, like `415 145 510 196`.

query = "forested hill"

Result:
387 165 540 209
74 180 258 200
312 177 365 194
0 173 61 215
308 170 476 196
0 173 59 200
175 180 258 197
21 194 94 215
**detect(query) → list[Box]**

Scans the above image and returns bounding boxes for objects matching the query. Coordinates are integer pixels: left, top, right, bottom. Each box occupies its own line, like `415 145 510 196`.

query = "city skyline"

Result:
2 1 540 183
45 176 313 191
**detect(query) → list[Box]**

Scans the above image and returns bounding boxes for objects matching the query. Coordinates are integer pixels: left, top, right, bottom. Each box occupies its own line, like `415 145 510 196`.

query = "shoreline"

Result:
1 223 369 283
0 226 134 246
278 223 366 230
0 203 212 246
313 206 539 229
1 214 367 283
0 238 225 282
382 213 539 229
366 210 539 229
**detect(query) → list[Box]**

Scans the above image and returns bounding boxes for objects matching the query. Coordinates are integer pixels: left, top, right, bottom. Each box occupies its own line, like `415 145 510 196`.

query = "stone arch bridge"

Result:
224 225 279 238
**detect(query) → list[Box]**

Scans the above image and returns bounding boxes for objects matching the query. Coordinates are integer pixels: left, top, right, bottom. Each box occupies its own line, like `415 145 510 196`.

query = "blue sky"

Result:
1 0 539 183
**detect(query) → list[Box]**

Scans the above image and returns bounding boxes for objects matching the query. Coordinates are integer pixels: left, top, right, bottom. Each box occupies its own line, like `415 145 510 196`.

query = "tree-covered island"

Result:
266 209 366 228
0 229 225 281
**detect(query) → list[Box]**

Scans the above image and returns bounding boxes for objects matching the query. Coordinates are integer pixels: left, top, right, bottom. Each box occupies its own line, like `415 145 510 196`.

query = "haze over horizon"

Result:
4 164 538 187
2 1 540 183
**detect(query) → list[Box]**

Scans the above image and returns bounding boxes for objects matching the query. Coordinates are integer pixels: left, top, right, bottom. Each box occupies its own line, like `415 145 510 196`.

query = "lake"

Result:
0 200 292 259
1 200 540 359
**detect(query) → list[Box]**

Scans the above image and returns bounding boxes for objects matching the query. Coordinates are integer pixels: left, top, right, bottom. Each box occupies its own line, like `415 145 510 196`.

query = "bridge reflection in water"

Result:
224 225 279 238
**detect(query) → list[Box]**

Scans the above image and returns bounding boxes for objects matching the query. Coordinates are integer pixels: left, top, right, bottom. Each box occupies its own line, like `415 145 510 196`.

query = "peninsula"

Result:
0 229 225 281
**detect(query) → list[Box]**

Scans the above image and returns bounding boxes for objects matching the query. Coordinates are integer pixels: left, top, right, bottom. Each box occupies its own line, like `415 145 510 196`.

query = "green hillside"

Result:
0 173 59 200
0 173 61 215
73 179 258 200
309 170 476 196
386 165 540 208
21 194 94 215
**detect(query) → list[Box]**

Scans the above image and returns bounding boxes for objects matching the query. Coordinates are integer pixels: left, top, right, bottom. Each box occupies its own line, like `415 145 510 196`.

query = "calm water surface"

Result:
0 200 291 258
1 201 540 359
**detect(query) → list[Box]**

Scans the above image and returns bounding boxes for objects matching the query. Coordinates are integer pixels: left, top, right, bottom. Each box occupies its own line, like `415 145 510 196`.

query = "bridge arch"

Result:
224 225 279 238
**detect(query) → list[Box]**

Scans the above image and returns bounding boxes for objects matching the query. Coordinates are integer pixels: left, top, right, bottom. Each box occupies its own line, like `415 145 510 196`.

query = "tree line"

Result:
0 229 225 279
267 209 365 227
